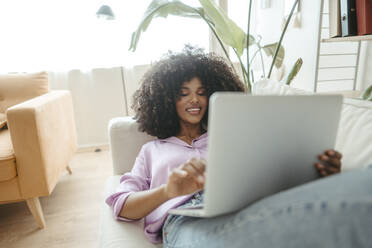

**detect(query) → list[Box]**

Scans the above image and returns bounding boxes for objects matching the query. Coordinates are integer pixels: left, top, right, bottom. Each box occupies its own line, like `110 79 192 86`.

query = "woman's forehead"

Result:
181 77 204 88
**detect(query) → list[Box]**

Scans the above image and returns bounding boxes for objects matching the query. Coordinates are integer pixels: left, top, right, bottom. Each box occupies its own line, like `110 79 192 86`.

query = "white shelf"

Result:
322 34 372 43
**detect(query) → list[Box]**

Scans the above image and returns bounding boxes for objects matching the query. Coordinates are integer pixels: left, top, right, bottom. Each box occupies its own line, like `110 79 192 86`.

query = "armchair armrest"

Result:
6 90 77 198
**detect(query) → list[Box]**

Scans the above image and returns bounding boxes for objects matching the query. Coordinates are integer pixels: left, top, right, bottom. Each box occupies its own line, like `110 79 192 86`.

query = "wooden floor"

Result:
0 150 112 248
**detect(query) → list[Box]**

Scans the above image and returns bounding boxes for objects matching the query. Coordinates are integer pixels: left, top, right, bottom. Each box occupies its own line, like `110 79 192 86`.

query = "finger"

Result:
188 157 206 165
325 149 335 156
317 154 341 172
199 158 207 166
189 159 206 174
183 163 204 184
323 164 340 174
314 162 339 176
185 158 206 176
318 154 341 168
172 168 188 178
319 169 328 177
328 157 341 168
314 163 325 174
314 162 324 171
314 163 328 177
325 149 342 159
198 159 207 176
334 150 342 159
187 158 198 164
317 154 330 165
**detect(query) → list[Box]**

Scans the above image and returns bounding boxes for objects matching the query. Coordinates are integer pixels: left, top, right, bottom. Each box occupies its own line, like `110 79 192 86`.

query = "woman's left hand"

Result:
314 149 342 177
314 150 342 177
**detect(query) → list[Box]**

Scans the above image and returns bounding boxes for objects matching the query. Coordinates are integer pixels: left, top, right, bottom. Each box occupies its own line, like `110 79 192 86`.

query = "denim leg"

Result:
163 168 372 248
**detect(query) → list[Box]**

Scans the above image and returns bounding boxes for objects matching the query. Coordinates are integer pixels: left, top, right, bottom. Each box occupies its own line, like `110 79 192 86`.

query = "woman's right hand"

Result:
165 158 206 199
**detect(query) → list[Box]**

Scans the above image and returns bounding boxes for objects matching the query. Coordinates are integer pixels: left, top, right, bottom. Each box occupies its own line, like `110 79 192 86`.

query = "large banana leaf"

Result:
263 42 285 69
199 0 254 55
130 0 255 55
129 0 203 52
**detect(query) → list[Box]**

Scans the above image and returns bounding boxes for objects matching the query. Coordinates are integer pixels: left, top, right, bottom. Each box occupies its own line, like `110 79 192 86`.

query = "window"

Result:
0 0 209 72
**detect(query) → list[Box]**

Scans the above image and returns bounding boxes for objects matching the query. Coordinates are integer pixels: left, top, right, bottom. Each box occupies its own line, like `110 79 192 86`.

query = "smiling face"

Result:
175 77 208 127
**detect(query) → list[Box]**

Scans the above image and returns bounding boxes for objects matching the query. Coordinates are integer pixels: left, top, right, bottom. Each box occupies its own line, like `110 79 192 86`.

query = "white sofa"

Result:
99 79 372 248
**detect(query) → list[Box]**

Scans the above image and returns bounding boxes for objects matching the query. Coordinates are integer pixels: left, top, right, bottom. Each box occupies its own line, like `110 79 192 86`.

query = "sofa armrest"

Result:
6 90 77 198
108 117 154 175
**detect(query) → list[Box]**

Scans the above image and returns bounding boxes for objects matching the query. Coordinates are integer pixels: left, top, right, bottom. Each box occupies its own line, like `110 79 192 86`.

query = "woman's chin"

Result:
181 117 203 125
187 120 202 125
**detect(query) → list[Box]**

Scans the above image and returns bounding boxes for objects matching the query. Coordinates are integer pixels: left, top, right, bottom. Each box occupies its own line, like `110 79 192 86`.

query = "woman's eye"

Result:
198 91 206 96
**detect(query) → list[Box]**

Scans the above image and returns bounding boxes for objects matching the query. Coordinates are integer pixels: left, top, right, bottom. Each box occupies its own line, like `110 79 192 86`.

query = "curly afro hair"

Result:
132 45 246 139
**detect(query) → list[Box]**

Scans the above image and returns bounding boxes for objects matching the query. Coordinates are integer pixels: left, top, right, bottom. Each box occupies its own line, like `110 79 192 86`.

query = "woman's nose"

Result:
190 93 199 103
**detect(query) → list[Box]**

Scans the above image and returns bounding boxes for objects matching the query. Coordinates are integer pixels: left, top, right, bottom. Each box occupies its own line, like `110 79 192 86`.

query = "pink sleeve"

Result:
105 145 151 221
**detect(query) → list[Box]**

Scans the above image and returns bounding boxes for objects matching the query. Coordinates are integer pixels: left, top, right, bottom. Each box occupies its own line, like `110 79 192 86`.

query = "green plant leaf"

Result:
129 0 203 52
263 42 285 68
199 0 254 56
243 35 256 49
284 58 303 85
361 84 372 100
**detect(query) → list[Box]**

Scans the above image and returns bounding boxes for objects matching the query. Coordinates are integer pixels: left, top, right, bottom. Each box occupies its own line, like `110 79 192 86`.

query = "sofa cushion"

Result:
0 113 6 129
335 98 372 170
253 79 372 171
0 71 49 113
0 129 17 182
252 79 311 96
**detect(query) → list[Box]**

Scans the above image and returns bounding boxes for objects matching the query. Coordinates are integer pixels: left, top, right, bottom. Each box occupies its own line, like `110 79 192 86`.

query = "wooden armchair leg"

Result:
66 165 72 174
26 197 46 229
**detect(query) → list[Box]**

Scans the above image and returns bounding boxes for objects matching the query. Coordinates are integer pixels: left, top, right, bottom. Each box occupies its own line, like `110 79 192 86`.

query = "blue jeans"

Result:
163 168 372 248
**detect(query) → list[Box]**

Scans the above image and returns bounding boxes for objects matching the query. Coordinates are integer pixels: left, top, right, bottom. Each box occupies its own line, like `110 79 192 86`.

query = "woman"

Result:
106 46 371 247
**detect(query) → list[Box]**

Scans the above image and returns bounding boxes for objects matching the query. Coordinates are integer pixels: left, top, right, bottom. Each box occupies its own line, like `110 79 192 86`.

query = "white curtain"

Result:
48 64 156 147
49 68 126 147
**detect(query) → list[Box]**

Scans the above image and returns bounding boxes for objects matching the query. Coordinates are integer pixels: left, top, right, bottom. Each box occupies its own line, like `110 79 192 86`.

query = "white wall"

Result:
362 42 372 90
256 0 323 91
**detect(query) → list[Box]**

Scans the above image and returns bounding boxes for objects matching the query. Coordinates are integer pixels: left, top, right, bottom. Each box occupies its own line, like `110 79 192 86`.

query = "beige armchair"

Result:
0 72 77 228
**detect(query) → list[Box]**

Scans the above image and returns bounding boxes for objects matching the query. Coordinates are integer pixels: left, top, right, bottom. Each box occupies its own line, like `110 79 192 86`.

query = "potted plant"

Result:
129 0 302 92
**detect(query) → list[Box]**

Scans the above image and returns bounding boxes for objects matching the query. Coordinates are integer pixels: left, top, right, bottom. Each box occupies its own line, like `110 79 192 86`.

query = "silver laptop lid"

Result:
203 94 343 216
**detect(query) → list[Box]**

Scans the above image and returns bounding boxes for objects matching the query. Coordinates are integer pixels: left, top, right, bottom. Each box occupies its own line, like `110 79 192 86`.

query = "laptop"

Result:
168 93 343 218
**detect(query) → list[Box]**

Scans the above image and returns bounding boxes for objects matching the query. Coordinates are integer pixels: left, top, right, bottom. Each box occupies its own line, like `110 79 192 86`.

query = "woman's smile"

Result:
185 107 202 115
